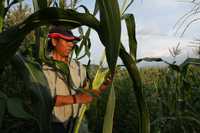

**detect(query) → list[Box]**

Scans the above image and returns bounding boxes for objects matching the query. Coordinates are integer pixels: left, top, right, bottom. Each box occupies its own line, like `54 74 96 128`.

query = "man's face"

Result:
52 38 75 57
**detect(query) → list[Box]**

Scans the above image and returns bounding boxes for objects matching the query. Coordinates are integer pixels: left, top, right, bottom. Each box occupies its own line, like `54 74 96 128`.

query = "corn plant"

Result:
0 0 150 133
136 56 200 133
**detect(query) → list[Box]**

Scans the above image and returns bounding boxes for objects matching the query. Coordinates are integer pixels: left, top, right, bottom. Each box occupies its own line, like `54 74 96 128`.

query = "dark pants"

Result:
52 122 66 133
52 117 76 133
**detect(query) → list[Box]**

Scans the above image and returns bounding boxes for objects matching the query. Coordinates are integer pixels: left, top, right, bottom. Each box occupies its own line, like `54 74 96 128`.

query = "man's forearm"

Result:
54 93 93 106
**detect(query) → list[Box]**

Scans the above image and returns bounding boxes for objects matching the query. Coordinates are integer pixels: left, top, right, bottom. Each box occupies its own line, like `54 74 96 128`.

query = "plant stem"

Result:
0 0 5 32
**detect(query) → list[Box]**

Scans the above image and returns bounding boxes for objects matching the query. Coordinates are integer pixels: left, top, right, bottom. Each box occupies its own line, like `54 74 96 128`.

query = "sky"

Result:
77 0 200 66
25 0 200 66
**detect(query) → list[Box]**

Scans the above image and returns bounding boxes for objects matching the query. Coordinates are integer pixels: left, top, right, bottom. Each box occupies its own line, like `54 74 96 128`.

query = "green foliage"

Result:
98 0 121 74
0 63 36 133
122 14 137 59
7 97 34 120
0 1 151 133
74 28 91 60
87 65 200 133
119 46 150 133
102 85 115 133
12 53 53 133
0 7 100 69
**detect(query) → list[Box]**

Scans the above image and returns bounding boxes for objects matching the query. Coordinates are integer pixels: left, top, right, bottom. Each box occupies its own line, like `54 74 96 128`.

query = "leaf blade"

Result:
122 14 137 59
98 0 121 74
7 97 35 120
103 85 115 133
11 53 53 133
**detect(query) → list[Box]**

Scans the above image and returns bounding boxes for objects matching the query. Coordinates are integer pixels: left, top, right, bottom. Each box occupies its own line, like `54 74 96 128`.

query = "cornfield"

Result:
0 0 200 133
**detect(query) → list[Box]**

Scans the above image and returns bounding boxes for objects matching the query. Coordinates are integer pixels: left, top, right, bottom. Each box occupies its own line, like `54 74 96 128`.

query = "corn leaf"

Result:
93 0 99 15
120 0 134 15
180 58 200 70
7 97 35 120
32 0 39 11
103 85 115 133
75 28 91 59
98 0 121 74
119 45 150 133
137 57 163 63
11 53 53 133
0 7 100 69
92 69 108 90
122 14 137 59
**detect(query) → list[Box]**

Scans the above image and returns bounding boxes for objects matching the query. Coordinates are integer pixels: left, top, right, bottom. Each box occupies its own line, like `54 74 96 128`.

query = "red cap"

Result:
48 25 80 41
48 33 80 41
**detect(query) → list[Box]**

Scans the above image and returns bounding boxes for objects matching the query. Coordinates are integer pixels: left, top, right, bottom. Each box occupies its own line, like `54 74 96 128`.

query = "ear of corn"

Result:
92 51 109 90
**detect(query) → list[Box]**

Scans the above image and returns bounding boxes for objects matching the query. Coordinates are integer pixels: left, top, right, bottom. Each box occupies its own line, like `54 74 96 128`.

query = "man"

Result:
43 25 112 133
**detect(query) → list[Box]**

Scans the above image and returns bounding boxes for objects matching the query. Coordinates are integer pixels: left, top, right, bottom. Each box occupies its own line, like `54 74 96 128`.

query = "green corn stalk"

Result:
32 0 47 61
119 46 150 133
0 0 5 32
0 15 3 32
120 12 150 133
32 0 47 9
74 104 88 133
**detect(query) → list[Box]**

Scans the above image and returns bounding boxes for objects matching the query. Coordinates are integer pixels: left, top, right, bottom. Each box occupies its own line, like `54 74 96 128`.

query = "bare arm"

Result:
54 74 113 106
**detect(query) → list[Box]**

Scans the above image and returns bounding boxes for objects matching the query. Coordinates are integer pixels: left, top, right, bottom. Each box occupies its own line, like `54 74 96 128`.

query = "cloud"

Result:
136 34 195 58
79 0 199 66
137 22 164 36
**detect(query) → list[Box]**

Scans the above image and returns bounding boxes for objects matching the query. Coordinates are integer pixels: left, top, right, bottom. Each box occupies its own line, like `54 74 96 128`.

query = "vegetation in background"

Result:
86 65 200 133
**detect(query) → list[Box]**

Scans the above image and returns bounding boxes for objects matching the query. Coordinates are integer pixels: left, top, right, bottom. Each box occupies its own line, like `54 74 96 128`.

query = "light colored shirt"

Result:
42 60 87 125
